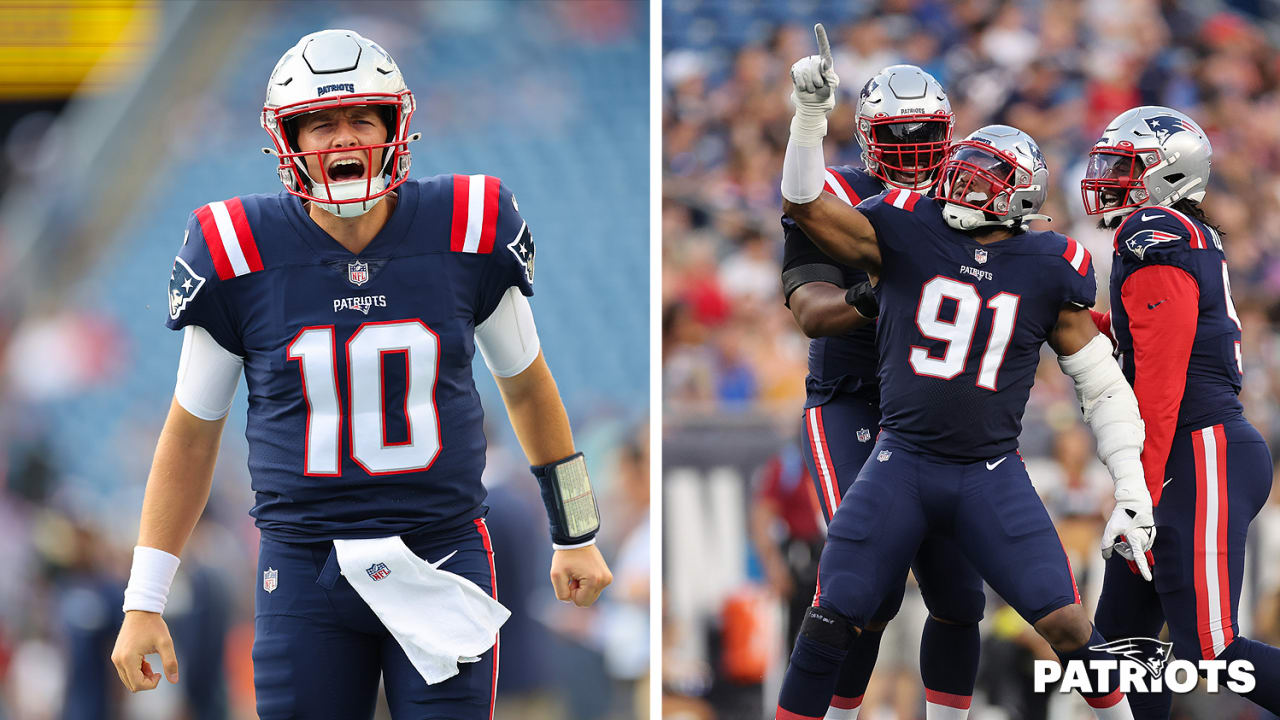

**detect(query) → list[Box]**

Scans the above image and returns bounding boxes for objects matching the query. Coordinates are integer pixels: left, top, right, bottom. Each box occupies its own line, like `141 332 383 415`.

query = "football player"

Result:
1082 105 1280 717
782 64 985 719
109 30 611 719
774 26 1155 720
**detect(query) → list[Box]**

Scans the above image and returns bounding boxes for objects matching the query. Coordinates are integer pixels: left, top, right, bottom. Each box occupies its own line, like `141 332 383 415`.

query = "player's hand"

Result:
1101 480 1156 581
790 23 840 116
550 544 613 607
111 610 179 692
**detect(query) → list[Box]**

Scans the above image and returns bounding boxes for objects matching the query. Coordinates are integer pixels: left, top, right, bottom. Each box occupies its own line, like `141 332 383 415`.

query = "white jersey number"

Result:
909 276 1020 391
288 320 442 476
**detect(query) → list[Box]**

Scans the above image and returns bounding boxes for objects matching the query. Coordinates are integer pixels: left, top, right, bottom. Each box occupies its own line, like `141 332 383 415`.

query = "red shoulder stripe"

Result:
450 174 470 252
826 168 861 205
477 175 500 254
194 204 235 281
224 198 263 273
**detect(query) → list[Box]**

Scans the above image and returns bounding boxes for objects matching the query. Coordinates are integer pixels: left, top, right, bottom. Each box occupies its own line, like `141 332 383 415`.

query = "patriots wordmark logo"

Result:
1145 115 1201 143
507 221 535 285
169 257 206 321
348 260 370 286
856 428 871 443
333 294 387 315
367 562 391 581
1126 229 1180 260
877 450 892 462
975 248 988 264
263 567 278 593
1091 637 1174 679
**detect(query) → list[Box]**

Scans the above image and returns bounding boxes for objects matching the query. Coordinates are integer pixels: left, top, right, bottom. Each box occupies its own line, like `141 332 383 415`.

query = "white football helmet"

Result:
261 29 418 217
1080 106 1211 225
938 125 1050 231
854 64 954 190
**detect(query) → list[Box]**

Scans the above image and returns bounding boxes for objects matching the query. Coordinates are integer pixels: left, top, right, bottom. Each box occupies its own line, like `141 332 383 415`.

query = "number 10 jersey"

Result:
165 175 534 542
857 189 1097 462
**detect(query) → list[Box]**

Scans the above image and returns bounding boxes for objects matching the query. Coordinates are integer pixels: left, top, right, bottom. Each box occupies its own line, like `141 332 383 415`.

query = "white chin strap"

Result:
943 202 1051 231
311 176 389 218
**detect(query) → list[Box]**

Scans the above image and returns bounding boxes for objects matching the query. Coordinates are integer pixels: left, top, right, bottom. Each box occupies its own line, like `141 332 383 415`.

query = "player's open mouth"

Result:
327 158 366 182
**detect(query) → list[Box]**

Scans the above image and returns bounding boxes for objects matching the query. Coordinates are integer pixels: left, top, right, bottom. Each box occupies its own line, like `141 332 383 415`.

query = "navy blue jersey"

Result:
165 175 535 541
859 189 1096 462
1109 205 1243 430
781 166 886 407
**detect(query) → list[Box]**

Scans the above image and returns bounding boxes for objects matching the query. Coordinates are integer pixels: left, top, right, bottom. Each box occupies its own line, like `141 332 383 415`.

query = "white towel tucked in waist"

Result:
333 535 510 684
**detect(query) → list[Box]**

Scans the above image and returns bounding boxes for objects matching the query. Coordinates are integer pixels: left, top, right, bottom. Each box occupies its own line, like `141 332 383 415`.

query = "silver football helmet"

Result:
1080 106 1211 225
938 125 1050 231
261 29 419 217
854 64 954 191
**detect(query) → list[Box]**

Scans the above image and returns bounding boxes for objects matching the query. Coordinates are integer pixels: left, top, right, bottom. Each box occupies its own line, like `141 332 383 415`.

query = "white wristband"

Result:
552 537 597 551
122 546 181 614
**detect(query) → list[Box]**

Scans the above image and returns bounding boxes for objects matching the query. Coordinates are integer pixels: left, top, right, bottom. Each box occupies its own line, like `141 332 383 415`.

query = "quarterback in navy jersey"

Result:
781 64 985 719
1083 106 1280 717
774 26 1154 720
110 30 611 719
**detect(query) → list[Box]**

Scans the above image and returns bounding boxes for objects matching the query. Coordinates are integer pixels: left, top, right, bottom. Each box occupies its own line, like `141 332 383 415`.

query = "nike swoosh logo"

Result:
1141 213 1162 222
986 457 1007 470
1148 300 1165 310
1164 477 1173 488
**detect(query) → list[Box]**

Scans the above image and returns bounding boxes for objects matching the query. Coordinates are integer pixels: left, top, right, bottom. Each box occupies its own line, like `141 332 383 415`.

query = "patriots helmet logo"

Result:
169 256 206 321
1090 637 1173 678
506 222 535 286
1145 115 1201 143
1126 229 1180 260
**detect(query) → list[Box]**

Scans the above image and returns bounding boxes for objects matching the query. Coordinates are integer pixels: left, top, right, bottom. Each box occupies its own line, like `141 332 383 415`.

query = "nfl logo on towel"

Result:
975 248 988 264
348 260 370 286
367 562 391 581
263 567 278 593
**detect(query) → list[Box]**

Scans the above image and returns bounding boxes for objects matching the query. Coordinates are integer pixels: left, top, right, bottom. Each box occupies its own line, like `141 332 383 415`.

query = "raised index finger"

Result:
814 23 832 63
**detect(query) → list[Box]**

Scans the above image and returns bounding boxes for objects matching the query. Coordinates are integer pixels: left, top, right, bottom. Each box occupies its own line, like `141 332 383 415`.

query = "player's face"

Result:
941 144 1014 211
1085 152 1140 209
870 117 950 187
294 106 389 186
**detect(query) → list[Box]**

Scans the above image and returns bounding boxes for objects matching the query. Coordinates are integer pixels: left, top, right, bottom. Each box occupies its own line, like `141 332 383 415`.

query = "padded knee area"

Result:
800 605 856 652
1035 605 1092 650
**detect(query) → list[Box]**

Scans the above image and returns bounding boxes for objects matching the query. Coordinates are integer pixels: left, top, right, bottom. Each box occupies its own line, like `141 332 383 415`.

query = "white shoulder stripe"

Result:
824 169 852 206
463 173 488 253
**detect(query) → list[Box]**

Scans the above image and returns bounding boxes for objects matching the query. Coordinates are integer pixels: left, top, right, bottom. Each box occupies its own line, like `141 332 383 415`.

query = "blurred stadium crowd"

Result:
0 2 648 719
663 1 1280 719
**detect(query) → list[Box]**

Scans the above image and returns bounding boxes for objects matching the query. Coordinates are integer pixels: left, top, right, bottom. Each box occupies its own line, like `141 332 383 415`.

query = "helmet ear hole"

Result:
1164 172 1185 183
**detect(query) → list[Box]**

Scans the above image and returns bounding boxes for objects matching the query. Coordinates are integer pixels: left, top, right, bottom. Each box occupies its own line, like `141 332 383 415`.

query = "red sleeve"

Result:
1120 264 1199 506
755 457 783 504
1089 309 1115 344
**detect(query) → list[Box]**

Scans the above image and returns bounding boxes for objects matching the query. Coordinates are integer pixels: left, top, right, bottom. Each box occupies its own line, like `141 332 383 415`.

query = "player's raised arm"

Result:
1049 306 1156 581
781 24 881 273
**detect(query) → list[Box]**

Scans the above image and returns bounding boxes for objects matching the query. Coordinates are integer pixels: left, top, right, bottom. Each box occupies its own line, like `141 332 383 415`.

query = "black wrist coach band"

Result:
531 452 600 546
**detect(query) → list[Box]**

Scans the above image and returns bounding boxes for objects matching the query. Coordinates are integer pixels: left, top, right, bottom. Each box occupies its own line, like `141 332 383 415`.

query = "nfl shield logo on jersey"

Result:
857 428 872 443
347 260 370 286
975 248 988 264
367 562 391 581
878 450 892 462
263 567 279 593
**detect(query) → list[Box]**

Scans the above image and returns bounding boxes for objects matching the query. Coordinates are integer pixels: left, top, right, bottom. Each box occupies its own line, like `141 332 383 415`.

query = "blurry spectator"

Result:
748 441 822 643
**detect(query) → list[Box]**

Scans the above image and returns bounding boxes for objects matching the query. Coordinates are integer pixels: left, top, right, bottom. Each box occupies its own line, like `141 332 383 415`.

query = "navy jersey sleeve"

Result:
476 179 535 323
1050 233 1098 308
164 212 244 356
780 216 845 303
854 188 927 263
1113 206 1198 275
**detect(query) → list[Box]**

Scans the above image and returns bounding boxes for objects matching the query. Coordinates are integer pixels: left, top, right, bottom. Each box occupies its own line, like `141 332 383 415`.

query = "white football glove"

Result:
1101 475 1156 581
789 23 840 147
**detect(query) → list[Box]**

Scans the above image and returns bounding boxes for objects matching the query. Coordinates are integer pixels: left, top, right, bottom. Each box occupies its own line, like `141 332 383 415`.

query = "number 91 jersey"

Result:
165 174 535 541
858 189 1096 462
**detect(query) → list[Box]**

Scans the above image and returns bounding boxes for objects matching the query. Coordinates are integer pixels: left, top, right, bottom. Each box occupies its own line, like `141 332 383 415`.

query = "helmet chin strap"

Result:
943 202 1051 231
